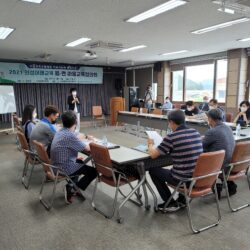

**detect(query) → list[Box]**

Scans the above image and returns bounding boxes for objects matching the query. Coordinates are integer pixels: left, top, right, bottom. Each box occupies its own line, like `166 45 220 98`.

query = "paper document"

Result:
146 131 163 147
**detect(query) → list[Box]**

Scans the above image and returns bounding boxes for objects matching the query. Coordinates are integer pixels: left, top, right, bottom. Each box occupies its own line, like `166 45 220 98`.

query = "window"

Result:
171 59 228 103
185 64 214 102
216 59 227 103
152 82 158 101
172 71 183 101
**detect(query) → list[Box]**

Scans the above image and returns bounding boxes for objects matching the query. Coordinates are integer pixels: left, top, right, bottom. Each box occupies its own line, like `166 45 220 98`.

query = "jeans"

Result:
149 167 180 202
70 164 97 191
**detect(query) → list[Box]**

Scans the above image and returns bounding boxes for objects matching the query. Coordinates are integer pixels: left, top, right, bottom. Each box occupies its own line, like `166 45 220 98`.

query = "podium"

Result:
110 97 125 125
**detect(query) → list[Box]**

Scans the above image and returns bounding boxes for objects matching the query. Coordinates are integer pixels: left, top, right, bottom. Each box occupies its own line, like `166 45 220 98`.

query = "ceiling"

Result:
0 0 250 67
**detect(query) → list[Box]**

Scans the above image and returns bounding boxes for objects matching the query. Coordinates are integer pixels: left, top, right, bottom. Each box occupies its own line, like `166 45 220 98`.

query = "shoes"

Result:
73 190 86 201
158 200 180 212
227 181 237 196
177 194 187 208
64 185 73 204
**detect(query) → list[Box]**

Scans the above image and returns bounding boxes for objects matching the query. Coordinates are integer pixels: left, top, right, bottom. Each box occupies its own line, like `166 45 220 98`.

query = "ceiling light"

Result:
0 27 14 40
161 50 188 56
126 0 187 23
238 37 250 42
21 0 43 3
120 45 147 52
218 7 235 14
191 17 250 34
65 37 91 47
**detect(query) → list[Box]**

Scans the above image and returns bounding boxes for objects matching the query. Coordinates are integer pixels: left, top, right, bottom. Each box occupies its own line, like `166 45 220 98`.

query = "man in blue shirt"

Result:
162 97 173 110
50 111 97 204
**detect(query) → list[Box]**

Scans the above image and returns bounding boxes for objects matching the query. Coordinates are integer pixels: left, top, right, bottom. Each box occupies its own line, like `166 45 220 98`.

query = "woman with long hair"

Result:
233 101 250 126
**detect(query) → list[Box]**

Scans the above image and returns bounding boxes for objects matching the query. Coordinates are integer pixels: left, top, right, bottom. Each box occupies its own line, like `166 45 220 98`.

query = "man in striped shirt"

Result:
148 109 203 211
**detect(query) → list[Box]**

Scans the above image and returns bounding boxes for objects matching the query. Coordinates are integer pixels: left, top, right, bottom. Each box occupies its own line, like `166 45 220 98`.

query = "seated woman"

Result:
22 104 37 144
233 101 250 126
184 100 199 116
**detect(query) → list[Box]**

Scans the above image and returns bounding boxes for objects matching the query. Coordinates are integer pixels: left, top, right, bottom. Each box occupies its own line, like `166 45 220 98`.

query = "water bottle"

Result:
102 135 108 146
236 124 241 136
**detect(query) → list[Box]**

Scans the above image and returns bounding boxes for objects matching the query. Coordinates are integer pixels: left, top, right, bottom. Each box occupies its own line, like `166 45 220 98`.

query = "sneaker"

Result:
177 195 187 208
228 181 237 196
158 200 180 212
64 185 73 204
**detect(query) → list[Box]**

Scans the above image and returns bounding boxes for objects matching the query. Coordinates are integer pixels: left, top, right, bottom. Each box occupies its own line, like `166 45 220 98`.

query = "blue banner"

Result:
0 62 103 84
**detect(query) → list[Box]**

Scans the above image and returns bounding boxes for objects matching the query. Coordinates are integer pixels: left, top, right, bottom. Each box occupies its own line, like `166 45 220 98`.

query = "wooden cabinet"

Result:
110 97 125 125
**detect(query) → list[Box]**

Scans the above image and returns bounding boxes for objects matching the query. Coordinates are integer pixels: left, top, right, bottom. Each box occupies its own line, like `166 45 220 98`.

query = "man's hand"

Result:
148 138 154 146
77 133 86 140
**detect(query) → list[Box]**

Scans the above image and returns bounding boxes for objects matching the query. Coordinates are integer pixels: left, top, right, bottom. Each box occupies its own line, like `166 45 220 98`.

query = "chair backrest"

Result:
226 112 233 122
131 107 139 113
89 143 113 177
193 150 225 189
230 141 250 174
152 108 162 115
142 108 148 114
17 131 29 157
92 106 103 117
32 140 51 172
13 115 20 127
173 103 181 109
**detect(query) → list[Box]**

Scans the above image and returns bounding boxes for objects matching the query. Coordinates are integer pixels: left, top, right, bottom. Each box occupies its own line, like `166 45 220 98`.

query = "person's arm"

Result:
75 96 80 104
148 136 173 159
67 96 72 105
202 129 214 151
71 134 89 152
194 107 199 115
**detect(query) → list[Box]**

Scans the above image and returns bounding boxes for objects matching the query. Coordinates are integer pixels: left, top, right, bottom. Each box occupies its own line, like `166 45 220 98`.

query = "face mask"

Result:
165 99 169 103
240 107 247 113
33 112 37 119
72 91 77 96
187 107 193 111
209 106 214 110
204 100 209 103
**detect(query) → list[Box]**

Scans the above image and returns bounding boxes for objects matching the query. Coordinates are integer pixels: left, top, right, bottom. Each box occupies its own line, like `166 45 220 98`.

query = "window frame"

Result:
171 59 227 104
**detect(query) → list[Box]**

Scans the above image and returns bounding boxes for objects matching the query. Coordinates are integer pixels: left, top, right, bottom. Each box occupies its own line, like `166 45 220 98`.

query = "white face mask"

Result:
33 111 37 119
240 107 248 113
209 106 214 110
204 100 209 103
72 91 77 96
187 107 193 111
165 99 169 103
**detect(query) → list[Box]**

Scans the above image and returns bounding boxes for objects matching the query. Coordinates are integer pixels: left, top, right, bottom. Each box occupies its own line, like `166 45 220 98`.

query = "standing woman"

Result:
22 104 37 144
144 84 153 110
67 88 81 132
233 101 250 126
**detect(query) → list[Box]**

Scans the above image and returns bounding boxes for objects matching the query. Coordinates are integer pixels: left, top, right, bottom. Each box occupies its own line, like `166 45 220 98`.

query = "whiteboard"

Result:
0 85 16 114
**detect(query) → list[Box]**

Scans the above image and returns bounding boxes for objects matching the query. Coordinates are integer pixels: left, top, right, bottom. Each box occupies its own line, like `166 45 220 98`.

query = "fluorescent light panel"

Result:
238 37 250 42
161 50 188 56
120 45 147 52
192 17 250 34
0 27 14 40
65 37 91 47
218 7 235 14
126 0 187 23
21 0 43 3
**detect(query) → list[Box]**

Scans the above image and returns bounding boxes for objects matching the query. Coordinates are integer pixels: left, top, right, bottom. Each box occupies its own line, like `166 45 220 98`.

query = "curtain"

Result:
0 71 124 122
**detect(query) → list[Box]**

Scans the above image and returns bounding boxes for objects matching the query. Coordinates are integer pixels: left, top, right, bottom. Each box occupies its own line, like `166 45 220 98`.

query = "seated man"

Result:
30 105 59 155
199 96 209 111
208 99 225 121
50 111 97 204
184 100 199 116
162 97 173 109
148 110 203 211
203 109 236 196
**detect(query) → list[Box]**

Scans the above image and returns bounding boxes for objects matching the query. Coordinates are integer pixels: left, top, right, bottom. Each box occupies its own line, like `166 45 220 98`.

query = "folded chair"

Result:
14 115 22 151
222 141 250 212
17 131 39 189
32 140 88 210
92 106 107 128
90 143 142 223
164 150 225 234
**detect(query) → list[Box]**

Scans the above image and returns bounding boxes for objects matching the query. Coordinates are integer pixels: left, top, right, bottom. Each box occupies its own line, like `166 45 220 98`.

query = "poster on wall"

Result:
0 62 103 84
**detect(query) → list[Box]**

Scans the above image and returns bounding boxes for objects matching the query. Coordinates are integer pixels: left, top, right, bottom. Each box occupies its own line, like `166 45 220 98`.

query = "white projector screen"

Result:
0 85 16 114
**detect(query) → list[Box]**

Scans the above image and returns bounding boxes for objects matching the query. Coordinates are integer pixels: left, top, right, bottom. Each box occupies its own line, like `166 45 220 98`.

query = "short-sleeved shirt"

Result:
203 122 235 168
50 128 86 175
30 120 56 151
22 121 35 143
157 125 203 180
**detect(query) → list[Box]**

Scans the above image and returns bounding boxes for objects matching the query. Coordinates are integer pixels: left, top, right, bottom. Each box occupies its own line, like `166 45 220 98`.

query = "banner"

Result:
0 62 103 84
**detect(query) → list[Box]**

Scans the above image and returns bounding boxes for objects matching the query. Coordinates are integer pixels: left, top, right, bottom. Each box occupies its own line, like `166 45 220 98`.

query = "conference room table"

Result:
117 111 250 142
79 141 173 213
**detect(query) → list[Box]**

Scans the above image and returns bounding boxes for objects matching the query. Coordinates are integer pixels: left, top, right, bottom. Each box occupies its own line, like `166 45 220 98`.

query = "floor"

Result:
0 125 250 250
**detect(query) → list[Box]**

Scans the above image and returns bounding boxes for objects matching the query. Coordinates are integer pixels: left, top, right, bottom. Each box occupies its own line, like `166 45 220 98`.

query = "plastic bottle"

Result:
236 124 241 136
102 135 108 146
